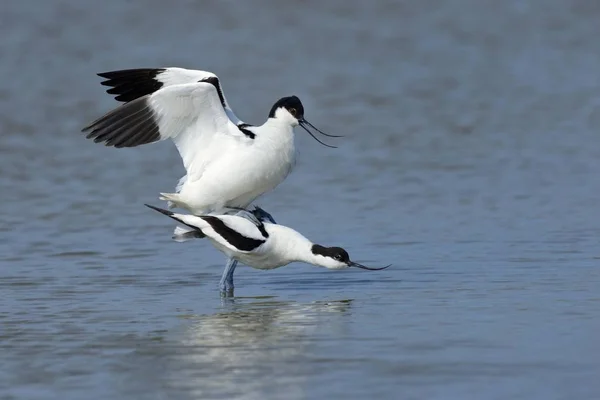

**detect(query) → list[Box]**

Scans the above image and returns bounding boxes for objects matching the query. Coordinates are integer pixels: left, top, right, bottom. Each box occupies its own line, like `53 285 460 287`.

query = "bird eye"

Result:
334 254 343 261
289 108 297 117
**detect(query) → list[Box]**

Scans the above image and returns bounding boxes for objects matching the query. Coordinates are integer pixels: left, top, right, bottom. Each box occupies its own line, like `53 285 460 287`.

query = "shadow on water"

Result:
115 298 353 400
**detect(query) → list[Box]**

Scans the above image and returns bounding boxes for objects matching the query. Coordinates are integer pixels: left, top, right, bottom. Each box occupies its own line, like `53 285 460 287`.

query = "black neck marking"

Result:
200 76 226 108
201 216 265 251
237 123 256 139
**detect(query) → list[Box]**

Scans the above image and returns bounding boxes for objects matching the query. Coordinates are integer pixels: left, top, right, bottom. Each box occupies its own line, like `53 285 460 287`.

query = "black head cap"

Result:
311 245 350 263
268 96 304 119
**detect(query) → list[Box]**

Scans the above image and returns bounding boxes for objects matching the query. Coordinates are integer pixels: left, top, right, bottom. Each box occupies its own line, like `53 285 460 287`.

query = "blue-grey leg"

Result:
219 257 238 295
217 206 277 295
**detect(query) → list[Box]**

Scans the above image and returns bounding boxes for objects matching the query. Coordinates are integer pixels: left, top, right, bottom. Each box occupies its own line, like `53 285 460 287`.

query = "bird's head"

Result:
310 244 390 271
268 96 342 148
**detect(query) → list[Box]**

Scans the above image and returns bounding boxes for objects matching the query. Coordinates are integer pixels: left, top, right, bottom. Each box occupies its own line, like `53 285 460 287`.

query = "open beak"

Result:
299 118 342 148
348 261 391 271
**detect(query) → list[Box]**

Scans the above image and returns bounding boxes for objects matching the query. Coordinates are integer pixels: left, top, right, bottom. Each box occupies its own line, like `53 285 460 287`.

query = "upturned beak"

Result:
298 118 342 148
348 261 390 271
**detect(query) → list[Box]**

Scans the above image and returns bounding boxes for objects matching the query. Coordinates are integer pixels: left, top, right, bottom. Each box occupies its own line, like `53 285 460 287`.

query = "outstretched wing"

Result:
97 67 243 124
82 82 252 175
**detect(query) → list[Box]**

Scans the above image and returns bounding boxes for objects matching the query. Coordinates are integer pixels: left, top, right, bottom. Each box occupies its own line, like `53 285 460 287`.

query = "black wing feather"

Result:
201 216 266 252
98 68 166 103
81 96 161 148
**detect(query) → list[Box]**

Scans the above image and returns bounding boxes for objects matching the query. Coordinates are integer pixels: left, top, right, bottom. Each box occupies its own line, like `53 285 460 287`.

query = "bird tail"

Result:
145 203 207 242
159 192 185 209
175 175 187 193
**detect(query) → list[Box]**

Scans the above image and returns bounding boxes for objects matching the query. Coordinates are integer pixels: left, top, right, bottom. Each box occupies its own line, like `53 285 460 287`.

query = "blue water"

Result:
1 1 599 399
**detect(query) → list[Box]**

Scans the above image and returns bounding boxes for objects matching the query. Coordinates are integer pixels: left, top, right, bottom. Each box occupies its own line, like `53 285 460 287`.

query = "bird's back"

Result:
238 223 310 270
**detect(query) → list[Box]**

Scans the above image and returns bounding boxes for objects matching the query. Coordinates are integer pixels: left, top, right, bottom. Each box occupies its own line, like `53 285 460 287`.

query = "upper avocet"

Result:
82 67 339 217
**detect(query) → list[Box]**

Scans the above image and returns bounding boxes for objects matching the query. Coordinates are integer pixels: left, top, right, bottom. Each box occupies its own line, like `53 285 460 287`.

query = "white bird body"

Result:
165 112 296 214
164 211 327 270
82 67 332 216
206 222 312 270
145 204 389 272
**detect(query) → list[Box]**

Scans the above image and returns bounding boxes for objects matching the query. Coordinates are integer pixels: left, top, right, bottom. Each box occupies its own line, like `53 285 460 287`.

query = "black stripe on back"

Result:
81 96 161 148
200 76 226 109
256 222 268 238
201 216 265 251
98 68 165 103
237 123 256 139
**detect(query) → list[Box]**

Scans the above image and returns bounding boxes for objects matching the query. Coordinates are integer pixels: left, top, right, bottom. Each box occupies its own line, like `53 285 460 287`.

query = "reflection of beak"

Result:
348 261 391 271
298 118 341 148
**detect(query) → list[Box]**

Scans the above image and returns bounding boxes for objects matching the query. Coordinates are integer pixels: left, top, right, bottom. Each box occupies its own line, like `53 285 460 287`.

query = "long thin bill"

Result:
299 123 337 148
349 262 391 271
302 119 344 138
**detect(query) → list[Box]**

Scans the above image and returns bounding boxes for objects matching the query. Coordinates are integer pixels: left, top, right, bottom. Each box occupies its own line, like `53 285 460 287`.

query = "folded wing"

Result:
145 204 268 252
172 212 268 252
200 215 268 252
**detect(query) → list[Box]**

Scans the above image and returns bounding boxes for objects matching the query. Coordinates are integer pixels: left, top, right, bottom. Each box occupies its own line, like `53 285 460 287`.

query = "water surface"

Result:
1 1 599 399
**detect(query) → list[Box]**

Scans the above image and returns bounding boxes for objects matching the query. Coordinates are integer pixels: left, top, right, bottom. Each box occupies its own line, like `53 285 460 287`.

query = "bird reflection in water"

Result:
165 298 353 399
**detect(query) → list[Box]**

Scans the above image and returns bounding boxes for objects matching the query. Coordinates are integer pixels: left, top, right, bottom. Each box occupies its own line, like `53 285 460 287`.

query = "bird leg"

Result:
219 257 237 296
216 206 277 295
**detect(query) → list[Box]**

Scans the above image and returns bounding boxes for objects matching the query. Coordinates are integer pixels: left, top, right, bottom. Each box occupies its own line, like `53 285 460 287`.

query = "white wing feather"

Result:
157 67 216 86
175 214 267 253
155 68 242 124
147 82 251 178
215 215 268 241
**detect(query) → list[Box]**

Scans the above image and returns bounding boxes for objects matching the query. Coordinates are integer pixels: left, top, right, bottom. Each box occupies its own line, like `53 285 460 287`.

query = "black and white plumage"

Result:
145 204 390 273
82 67 339 216
96 68 243 125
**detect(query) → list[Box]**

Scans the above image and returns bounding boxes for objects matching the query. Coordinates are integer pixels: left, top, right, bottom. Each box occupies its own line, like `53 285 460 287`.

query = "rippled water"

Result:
1 1 600 399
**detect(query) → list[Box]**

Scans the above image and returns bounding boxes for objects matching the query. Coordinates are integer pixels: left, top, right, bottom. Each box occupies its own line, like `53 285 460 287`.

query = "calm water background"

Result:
1 1 600 399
